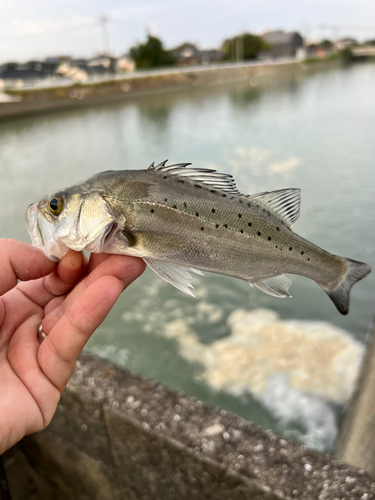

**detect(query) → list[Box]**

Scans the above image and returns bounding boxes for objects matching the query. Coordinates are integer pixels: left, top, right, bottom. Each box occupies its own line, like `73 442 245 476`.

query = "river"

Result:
1 61 374 453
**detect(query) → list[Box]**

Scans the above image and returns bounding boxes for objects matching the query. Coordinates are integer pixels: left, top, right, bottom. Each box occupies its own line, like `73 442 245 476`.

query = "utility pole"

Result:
236 35 243 62
99 15 111 55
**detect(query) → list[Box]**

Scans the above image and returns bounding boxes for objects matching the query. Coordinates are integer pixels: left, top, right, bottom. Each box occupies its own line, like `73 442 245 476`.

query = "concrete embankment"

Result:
0 60 308 121
4 352 375 500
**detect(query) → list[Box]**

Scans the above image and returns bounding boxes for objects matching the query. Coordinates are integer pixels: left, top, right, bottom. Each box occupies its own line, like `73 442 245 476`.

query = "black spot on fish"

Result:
164 176 167 179
173 205 177 209
263 209 265 213
150 209 154 213
212 208 216 213
230 196 234 200
210 190 216 194
307 257 310 261
222 194 227 197
179 180 184 183
268 236 271 241
247 203 251 207
276 227 280 231
248 222 252 227
256 204 259 208
195 212 199 217
301 251 304 255
240 229 244 234
224 224 228 228
289 247 292 251
201 227 204 231
194 184 201 189
239 200 243 204
238 214 242 218
215 224 219 228
164 198 168 202
258 231 261 236
183 202 187 207
276 245 278 248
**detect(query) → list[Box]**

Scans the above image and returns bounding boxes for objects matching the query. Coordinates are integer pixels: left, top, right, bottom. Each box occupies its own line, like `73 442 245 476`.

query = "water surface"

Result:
1 62 374 452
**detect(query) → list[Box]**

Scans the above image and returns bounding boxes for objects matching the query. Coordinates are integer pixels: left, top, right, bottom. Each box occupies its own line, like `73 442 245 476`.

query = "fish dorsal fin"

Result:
250 188 301 227
150 160 245 196
252 274 292 298
144 257 204 296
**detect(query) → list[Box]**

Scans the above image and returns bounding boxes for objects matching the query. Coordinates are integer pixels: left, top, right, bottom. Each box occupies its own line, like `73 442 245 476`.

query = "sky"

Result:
0 0 374 63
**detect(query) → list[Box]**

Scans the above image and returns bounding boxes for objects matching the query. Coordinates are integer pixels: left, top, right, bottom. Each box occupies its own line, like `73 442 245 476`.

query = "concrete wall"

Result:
4 352 375 500
334 321 375 474
0 60 302 120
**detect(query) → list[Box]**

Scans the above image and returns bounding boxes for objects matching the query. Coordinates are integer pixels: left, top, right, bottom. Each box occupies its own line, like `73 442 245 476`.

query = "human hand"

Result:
0 239 145 454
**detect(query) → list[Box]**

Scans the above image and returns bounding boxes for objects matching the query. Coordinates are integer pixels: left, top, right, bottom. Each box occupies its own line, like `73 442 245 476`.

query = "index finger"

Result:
0 239 56 296
37 255 145 391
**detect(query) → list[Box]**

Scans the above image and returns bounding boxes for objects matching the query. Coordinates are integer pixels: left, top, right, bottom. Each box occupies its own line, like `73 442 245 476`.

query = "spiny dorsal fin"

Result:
250 188 301 227
151 160 245 196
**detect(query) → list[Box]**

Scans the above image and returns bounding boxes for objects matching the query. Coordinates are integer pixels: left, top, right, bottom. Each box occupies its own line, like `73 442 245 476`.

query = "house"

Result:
335 38 357 51
172 43 226 66
260 30 304 59
0 62 50 87
305 43 327 58
87 55 118 72
116 55 135 73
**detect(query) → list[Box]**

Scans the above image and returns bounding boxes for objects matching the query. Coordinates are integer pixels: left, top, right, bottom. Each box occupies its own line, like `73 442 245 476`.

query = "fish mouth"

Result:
25 203 67 261
25 203 44 249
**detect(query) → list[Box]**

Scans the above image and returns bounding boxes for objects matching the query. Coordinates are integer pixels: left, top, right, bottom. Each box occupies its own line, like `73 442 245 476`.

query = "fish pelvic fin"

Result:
144 258 203 296
324 258 371 315
251 274 292 298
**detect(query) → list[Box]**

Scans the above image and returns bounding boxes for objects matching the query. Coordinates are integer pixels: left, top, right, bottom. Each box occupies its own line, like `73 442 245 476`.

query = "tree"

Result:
321 39 334 51
221 33 271 61
130 35 175 69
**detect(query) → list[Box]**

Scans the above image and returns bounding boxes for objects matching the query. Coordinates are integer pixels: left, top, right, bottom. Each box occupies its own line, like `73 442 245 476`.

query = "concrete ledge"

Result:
4 352 375 499
0 61 303 121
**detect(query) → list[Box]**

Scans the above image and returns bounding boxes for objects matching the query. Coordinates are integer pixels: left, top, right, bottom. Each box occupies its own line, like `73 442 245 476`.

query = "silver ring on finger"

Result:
38 324 47 344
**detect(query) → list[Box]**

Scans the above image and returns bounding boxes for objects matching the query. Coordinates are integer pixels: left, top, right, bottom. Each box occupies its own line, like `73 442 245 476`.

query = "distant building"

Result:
335 38 357 51
172 43 225 66
260 30 304 59
87 55 118 72
0 62 52 87
116 55 135 73
305 43 327 58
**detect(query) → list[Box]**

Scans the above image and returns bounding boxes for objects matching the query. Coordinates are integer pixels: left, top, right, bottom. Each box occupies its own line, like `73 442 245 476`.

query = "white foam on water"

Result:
162 307 364 451
261 374 337 451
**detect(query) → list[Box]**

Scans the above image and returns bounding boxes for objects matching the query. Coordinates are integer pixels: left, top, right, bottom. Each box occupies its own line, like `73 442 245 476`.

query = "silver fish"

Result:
25 161 371 315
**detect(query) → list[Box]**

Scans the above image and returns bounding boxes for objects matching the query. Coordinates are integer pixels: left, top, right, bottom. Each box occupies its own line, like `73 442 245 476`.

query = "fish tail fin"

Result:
323 258 371 315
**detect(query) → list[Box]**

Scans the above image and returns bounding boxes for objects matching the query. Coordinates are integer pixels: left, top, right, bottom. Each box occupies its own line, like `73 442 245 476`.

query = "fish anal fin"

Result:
144 258 203 296
250 188 301 227
252 274 292 298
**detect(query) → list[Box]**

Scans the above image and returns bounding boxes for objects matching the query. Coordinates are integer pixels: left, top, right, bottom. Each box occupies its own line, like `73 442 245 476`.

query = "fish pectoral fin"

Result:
251 274 292 298
144 258 203 297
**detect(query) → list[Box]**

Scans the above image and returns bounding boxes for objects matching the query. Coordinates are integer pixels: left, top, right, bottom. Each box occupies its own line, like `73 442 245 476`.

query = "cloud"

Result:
268 156 303 174
229 146 303 177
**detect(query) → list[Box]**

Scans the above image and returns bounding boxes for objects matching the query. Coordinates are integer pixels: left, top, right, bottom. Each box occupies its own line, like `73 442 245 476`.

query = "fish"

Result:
25 161 371 315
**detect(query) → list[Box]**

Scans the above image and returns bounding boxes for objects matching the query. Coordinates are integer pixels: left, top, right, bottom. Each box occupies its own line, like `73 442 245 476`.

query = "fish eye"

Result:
49 195 63 215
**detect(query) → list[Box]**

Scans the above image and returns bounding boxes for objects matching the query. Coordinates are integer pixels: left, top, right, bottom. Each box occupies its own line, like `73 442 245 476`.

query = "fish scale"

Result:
25 161 371 315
